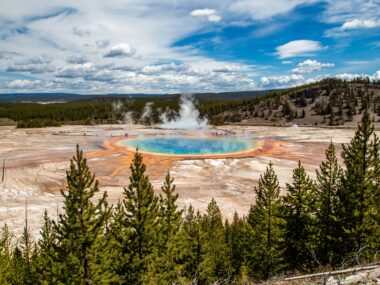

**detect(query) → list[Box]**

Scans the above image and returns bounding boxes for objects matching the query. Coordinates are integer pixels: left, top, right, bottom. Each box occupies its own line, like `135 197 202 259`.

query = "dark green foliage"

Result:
110 150 159 284
247 162 285 280
339 109 380 257
9 247 25 285
53 145 110 285
36 210 58 284
199 199 230 284
18 222 37 285
282 161 318 271
225 212 248 281
144 172 183 284
17 119 61 128
0 102 117 127
316 143 343 265
0 225 12 285
179 205 204 283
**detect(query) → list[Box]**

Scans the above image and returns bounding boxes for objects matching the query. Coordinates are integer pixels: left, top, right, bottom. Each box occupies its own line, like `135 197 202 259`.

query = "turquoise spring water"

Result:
121 136 256 155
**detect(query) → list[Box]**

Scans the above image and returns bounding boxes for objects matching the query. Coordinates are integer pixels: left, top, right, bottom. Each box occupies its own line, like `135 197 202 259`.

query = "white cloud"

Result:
335 70 380 81
56 63 96 78
190 8 221 22
259 74 304 86
322 0 380 25
341 19 380 30
0 0 376 93
7 79 37 88
373 71 380 81
213 65 246 73
104 43 136 58
141 63 189 74
276 40 324 59
292 59 334 74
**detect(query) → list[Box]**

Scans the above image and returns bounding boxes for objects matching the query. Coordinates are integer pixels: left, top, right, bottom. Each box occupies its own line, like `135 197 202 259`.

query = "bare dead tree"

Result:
2 157 5 182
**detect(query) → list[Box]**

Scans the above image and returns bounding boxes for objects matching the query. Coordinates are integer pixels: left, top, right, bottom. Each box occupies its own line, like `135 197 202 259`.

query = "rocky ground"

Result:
0 124 376 238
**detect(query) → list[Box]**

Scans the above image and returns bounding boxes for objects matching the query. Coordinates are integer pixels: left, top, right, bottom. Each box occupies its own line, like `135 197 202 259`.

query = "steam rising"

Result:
112 100 133 124
160 95 209 129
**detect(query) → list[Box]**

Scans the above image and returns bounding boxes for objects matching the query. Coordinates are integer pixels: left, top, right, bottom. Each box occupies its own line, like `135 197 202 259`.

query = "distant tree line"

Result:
0 109 379 284
0 78 379 128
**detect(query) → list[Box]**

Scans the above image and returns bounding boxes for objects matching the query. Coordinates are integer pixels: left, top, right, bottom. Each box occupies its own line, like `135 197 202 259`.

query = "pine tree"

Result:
199 199 230 284
53 145 110 285
247 162 285 280
143 172 183 283
110 150 159 284
179 205 204 283
339 109 380 256
18 220 37 285
282 161 318 271
9 247 25 285
316 142 343 265
372 133 380 244
225 212 247 281
0 225 12 285
36 210 58 284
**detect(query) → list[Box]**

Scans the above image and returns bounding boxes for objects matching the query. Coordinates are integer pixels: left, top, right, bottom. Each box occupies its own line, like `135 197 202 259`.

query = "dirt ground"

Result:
0 124 376 238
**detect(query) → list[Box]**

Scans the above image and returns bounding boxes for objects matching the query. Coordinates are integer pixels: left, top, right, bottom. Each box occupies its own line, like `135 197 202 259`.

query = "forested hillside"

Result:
200 78 380 126
0 110 379 284
0 78 379 128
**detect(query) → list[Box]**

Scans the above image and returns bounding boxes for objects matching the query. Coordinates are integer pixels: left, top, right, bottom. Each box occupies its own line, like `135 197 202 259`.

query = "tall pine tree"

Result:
199 199 230 284
225 212 248 282
339 109 380 257
53 145 110 285
0 225 12 285
36 210 58 284
110 150 159 284
179 205 204 283
144 171 183 283
316 142 343 265
247 162 285 280
282 161 317 271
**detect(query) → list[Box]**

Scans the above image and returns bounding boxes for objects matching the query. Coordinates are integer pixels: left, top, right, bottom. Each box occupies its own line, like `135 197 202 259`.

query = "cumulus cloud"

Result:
373 71 380 81
276 40 324 59
7 79 37 88
326 18 380 37
141 63 189 74
292 59 335 74
260 74 304 86
190 9 221 22
56 63 96 79
341 19 380 30
5 55 55 74
213 65 246 73
104 43 136 58
0 0 377 93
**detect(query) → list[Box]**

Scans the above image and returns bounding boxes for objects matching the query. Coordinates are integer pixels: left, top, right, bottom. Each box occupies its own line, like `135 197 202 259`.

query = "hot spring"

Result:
120 136 257 156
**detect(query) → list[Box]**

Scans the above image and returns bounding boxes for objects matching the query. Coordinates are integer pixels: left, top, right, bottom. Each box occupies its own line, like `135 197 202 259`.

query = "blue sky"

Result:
0 0 379 94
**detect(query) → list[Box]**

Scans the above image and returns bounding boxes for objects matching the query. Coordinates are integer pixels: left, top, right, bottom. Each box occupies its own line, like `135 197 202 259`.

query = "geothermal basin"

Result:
120 136 258 156
1 124 377 238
